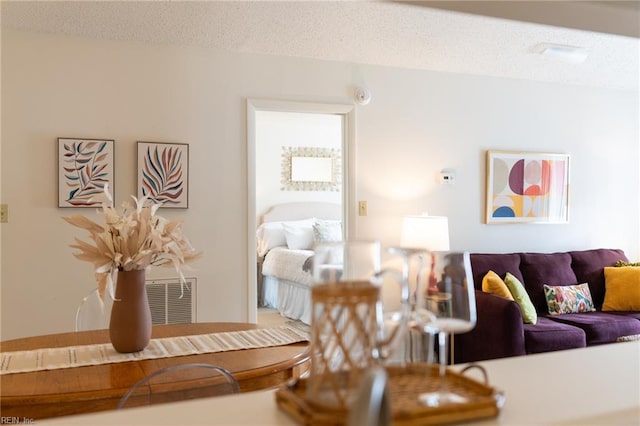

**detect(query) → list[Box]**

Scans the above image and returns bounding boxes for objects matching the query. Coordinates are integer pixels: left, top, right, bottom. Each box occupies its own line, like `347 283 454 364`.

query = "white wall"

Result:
255 110 342 220
355 66 640 253
2 29 638 340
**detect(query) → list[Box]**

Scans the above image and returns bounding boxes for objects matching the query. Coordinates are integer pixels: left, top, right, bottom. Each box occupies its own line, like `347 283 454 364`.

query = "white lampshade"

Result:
401 215 450 251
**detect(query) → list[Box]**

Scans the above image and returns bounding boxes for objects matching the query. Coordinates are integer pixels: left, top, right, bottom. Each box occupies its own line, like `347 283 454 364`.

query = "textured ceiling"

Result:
2 1 639 91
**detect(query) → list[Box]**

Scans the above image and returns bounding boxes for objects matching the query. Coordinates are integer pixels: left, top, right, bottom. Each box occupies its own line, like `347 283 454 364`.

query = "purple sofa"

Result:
453 248 640 363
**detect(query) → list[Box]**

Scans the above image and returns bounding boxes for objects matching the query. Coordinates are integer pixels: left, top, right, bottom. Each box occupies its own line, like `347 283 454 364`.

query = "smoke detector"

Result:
536 43 589 64
354 86 371 105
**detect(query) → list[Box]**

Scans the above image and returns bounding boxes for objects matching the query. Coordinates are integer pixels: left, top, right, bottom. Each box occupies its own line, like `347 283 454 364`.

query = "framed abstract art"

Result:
58 137 114 208
485 150 570 224
137 141 189 208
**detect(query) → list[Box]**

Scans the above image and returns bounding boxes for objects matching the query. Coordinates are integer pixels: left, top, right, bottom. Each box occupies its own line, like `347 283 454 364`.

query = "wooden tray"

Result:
275 363 504 425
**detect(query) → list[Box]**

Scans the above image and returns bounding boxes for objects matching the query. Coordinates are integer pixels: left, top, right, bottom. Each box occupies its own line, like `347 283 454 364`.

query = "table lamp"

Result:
401 215 450 294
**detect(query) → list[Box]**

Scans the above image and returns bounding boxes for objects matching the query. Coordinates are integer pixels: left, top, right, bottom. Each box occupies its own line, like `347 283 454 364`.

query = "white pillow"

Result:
313 220 342 243
282 220 315 250
256 222 287 257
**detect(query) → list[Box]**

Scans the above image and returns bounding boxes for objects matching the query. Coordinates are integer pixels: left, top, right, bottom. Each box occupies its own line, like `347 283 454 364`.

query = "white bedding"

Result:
263 276 312 325
261 247 314 324
257 202 341 325
262 247 314 286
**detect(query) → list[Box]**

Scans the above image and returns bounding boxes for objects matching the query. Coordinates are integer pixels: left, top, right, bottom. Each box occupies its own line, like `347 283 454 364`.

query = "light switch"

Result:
358 201 368 216
0 204 7 223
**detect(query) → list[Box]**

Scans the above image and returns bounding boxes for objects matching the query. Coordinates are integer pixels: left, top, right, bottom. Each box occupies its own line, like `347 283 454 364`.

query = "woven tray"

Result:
275 363 504 425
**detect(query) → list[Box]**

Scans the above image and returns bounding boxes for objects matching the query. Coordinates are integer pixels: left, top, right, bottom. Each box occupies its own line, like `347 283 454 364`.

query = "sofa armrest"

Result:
453 290 525 363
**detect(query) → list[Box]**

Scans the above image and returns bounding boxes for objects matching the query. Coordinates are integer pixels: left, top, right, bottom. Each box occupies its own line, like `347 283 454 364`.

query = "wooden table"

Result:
0 322 310 420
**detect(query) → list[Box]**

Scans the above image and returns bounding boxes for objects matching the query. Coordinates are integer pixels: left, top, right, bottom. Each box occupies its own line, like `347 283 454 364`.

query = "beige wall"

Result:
2 29 638 340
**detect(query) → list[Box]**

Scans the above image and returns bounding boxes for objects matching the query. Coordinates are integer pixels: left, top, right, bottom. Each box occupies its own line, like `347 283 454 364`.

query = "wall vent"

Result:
145 277 196 325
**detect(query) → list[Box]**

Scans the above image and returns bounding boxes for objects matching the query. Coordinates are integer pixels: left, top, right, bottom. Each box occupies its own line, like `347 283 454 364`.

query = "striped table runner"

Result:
0 326 309 375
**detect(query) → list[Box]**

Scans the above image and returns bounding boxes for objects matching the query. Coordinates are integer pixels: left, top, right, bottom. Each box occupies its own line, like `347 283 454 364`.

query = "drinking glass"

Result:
307 240 410 410
413 251 476 406
387 247 436 364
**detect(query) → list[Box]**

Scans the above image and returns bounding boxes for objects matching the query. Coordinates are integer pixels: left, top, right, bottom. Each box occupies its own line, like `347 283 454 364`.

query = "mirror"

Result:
282 147 341 190
292 156 332 182
246 99 355 323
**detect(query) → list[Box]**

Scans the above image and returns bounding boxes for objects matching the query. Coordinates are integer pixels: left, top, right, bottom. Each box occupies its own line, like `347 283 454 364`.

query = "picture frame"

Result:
58 138 114 208
137 141 189 208
485 150 570 224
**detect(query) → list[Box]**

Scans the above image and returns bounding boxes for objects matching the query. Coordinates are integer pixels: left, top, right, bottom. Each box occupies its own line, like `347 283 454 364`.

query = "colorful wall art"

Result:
137 141 189 208
58 138 114 208
485 151 570 224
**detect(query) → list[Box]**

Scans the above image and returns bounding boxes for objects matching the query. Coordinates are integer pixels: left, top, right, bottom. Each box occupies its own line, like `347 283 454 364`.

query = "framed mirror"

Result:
282 146 341 191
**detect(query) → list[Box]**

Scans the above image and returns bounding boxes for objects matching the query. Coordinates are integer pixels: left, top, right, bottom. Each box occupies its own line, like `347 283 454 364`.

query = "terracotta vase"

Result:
109 269 152 353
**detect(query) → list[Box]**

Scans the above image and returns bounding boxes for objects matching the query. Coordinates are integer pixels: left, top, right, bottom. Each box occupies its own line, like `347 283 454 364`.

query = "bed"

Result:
257 202 342 324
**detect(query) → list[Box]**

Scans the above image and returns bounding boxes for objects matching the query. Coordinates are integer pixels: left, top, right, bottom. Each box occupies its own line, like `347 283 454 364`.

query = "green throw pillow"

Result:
504 272 538 324
615 260 640 267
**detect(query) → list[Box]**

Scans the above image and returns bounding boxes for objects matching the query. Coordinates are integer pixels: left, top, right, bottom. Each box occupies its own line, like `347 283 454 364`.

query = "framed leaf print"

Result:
485 150 570 224
137 141 189 208
58 138 114 208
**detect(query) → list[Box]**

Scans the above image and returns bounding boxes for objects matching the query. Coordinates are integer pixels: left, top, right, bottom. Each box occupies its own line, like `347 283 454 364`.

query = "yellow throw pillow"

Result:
482 270 514 300
504 272 538 324
602 266 640 311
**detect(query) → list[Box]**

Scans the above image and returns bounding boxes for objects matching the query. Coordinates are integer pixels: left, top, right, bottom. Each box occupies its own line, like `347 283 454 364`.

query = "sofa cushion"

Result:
607 311 640 321
470 253 523 291
543 283 596 315
523 317 586 354
545 312 640 345
602 266 640 311
520 252 577 313
504 272 537 324
482 270 514 300
570 249 628 308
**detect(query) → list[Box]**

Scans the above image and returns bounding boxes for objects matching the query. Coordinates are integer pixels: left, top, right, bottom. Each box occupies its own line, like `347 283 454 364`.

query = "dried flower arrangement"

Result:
63 184 201 300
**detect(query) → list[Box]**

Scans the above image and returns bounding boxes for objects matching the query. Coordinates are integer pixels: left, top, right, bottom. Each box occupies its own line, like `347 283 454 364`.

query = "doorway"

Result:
246 99 355 323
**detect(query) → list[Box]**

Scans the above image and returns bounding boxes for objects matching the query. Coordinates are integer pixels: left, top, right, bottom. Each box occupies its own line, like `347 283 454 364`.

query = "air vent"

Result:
146 277 196 325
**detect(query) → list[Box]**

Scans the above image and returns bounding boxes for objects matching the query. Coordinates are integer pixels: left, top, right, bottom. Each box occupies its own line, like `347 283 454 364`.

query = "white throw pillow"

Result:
313 220 342 243
256 222 287 257
283 220 315 250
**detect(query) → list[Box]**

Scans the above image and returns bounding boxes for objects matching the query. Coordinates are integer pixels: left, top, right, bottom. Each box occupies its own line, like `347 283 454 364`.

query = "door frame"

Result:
245 98 356 322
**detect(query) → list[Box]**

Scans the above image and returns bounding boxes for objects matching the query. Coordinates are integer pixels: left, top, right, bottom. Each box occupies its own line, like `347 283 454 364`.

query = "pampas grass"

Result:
63 184 201 300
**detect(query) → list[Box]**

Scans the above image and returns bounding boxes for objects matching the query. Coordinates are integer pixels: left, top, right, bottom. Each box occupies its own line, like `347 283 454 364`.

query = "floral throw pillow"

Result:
543 283 595 315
